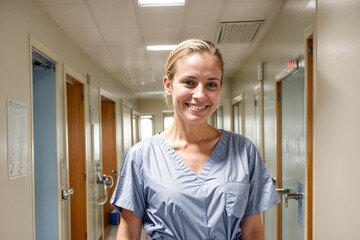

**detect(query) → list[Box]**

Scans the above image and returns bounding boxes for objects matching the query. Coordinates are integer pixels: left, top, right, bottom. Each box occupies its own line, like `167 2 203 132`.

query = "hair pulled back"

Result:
165 39 224 82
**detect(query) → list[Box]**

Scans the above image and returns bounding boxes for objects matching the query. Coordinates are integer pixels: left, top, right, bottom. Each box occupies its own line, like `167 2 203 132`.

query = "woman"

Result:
110 39 280 240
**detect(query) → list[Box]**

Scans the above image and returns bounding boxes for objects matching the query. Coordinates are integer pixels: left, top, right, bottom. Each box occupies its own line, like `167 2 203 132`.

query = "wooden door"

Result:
101 98 118 237
66 79 87 239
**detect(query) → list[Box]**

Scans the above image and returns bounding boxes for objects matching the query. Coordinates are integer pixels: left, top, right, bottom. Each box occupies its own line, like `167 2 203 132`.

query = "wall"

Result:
230 0 315 239
315 0 360 239
0 0 138 239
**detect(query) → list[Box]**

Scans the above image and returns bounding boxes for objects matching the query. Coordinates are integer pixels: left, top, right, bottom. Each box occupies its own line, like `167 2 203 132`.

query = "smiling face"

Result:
164 53 222 125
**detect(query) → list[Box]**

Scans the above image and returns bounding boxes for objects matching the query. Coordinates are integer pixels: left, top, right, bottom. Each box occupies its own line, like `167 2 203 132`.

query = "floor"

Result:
106 225 151 240
106 225 118 240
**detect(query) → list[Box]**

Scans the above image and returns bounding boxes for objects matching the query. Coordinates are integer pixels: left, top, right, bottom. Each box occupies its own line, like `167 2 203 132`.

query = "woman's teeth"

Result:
188 104 207 110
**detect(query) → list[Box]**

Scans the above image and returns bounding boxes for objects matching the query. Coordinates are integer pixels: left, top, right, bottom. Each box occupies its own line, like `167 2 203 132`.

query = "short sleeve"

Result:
110 147 146 218
244 142 280 216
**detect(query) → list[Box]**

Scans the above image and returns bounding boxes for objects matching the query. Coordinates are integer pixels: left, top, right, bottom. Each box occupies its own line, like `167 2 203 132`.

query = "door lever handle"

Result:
62 188 74 200
284 192 303 207
276 188 290 195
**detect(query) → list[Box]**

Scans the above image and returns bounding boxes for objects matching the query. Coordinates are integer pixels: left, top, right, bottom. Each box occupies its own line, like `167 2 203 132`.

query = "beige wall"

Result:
316 0 360 239
0 0 137 239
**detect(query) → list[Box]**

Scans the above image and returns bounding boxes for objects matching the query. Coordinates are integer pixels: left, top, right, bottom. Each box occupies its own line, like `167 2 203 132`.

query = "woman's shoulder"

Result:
220 130 259 154
222 130 252 144
127 134 161 153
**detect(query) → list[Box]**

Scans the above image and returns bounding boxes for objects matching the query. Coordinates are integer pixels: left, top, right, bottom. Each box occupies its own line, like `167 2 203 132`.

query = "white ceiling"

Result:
36 0 284 98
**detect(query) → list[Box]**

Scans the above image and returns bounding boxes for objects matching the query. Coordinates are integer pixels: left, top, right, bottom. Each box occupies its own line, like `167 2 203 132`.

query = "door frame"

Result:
99 89 123 161
63 64 90 239
275 32 314 240
30 35 62 240
254 81 264 160
305 33 314 240
122 101 134 153
99 89 119 238
231 94 245 135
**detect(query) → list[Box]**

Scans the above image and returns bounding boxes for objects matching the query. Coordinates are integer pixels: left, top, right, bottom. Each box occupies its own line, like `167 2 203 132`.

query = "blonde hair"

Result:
165 39 224 82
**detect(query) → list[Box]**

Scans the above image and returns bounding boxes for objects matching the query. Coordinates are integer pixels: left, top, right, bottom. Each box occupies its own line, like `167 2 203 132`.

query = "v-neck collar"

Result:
155 130 229 182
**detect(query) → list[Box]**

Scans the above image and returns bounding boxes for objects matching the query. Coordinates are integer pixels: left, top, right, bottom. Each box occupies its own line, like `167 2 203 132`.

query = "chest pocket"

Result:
225 182 250 219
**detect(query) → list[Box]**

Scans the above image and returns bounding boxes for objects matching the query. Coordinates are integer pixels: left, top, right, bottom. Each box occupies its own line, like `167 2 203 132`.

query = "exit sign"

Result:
287 59 298 72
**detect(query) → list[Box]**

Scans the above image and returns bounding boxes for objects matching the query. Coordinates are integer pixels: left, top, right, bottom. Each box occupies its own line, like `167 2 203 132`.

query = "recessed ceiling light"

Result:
138 0 185 7
146 45 177 51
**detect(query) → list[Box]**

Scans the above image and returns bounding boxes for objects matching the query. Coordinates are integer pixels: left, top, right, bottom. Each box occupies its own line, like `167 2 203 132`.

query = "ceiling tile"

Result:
100 61 120 73
222 1 278 22
111 45 147 61
65 28 103 47
186 0 224 25
139 6 185 29
37 0 85 5
88 0 138 29
44 4 96 29
82 46 114 63
142 27 182 45
147 53 168 77
102 28 142 46
183 25 218 42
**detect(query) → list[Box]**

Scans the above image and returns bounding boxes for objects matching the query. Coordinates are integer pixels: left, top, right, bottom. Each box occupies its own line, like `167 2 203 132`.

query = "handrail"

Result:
95 174 114 206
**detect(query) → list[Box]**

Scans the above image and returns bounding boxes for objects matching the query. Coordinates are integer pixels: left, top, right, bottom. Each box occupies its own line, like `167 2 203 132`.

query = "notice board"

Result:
7 98 29 180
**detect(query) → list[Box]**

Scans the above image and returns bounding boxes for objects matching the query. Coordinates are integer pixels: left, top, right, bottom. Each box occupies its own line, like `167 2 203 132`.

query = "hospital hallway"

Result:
1 0 360 239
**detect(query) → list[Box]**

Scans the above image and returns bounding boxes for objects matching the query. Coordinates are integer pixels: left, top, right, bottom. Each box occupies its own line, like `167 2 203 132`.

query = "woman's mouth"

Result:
186 103 208 110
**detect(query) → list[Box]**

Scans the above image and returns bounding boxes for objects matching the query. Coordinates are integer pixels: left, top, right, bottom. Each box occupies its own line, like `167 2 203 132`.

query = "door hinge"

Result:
113 112 115 118
277 92 281 101
84 173 86 181
85 232 87 239
81 91 84 101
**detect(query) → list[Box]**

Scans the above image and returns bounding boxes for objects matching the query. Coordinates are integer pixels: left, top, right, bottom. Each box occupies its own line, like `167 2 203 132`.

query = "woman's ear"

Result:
163 76 172 96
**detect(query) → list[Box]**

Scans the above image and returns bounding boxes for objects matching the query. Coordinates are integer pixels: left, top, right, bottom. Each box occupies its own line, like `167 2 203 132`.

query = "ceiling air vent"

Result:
217 20 264 44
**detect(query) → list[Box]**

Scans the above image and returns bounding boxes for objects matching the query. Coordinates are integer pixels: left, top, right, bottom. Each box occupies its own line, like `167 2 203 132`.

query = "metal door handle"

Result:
284 192 303 207
95 174 114 206
62 188 74 200
276 188 290 195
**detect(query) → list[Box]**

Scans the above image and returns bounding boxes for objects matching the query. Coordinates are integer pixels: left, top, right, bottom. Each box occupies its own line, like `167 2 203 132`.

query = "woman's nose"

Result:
193 85 206 100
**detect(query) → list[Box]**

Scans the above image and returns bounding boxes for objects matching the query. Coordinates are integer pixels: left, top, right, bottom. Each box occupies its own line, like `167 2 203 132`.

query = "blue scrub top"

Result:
111 130 280 240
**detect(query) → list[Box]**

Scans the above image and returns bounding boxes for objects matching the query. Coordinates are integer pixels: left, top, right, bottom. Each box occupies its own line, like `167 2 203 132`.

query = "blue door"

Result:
32 49 59 240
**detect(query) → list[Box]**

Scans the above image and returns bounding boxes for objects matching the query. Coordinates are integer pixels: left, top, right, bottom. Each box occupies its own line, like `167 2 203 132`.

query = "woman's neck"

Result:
162 118 221 145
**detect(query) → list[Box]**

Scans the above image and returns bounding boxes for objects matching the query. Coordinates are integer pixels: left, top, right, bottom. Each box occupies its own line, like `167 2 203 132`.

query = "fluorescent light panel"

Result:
146 45 177 51
138 0 185 7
